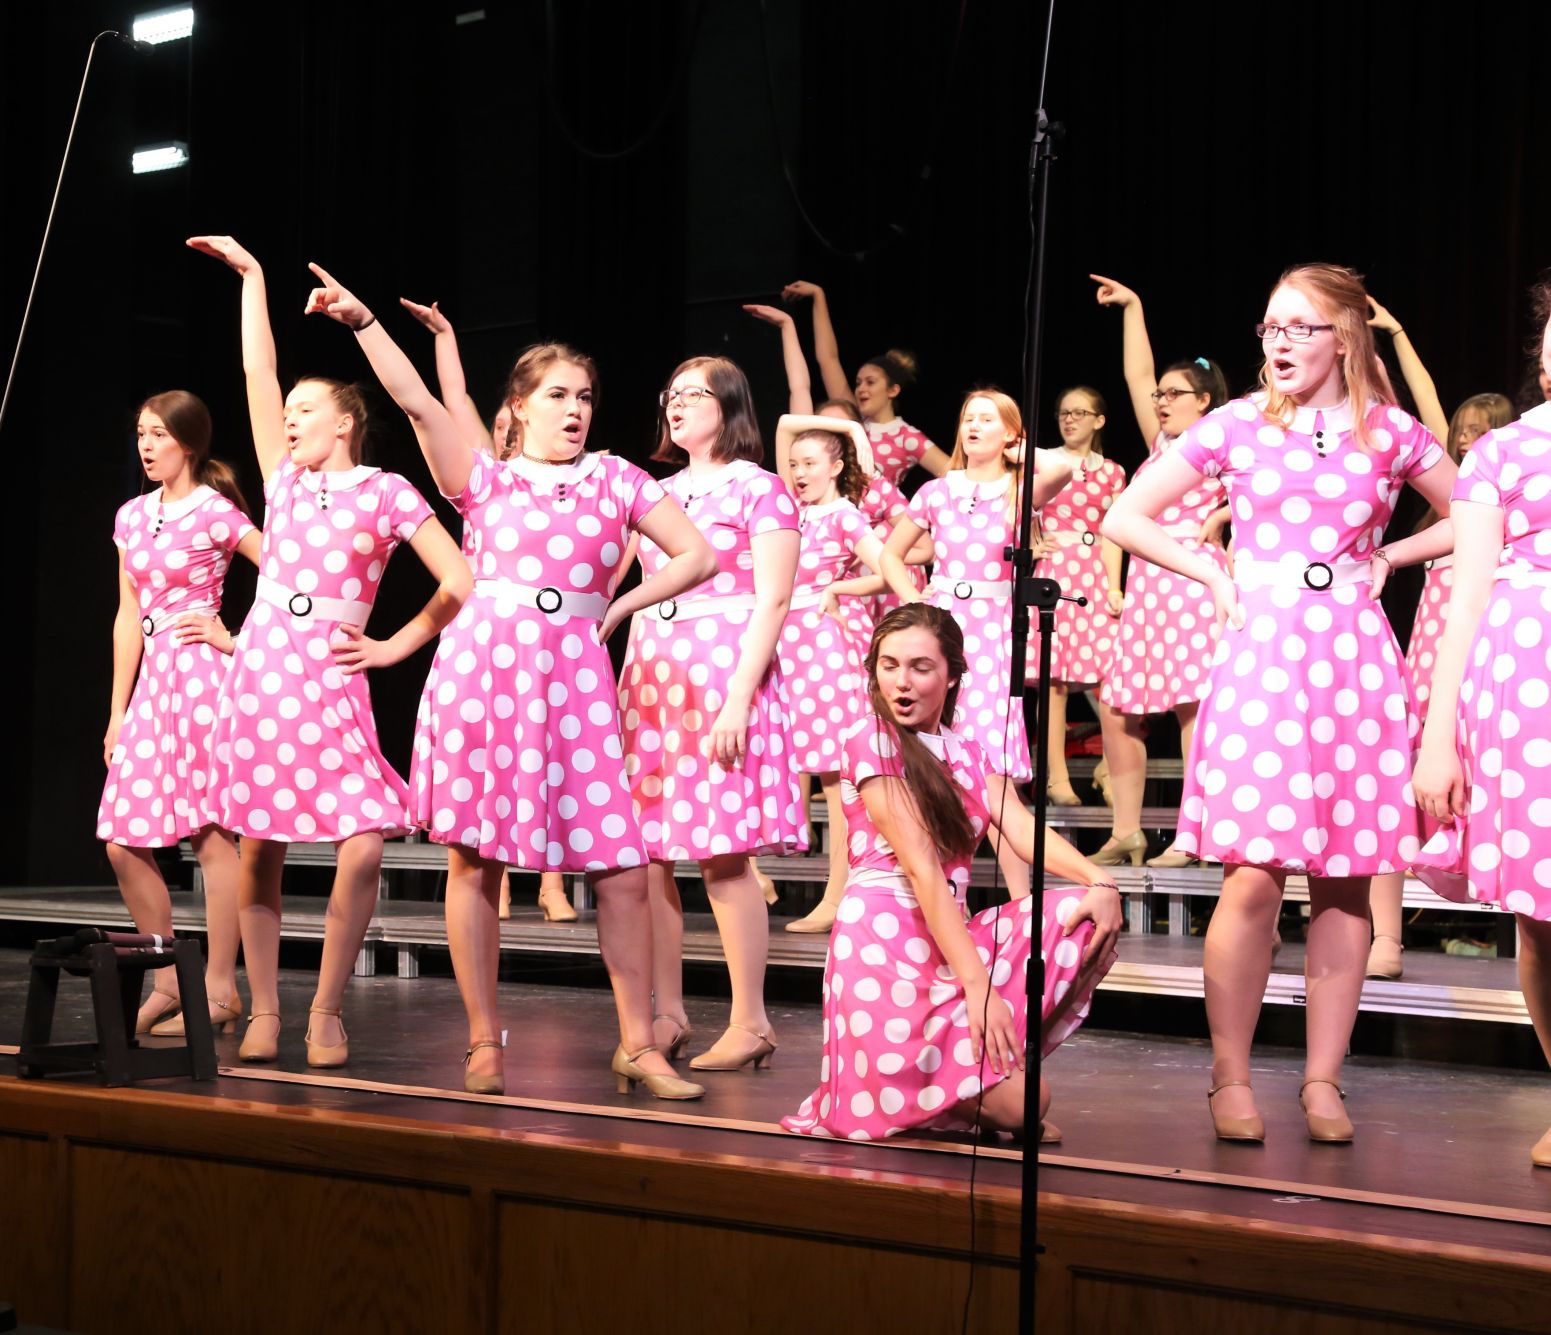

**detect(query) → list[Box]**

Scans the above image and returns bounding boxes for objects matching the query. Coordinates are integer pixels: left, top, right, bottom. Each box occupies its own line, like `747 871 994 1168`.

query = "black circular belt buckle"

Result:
658 598 677 621
952 580 973 599
1081 531 1097 546
288 592 314 616
1302 562 1333 591
140 615 155 636
535 586 563 614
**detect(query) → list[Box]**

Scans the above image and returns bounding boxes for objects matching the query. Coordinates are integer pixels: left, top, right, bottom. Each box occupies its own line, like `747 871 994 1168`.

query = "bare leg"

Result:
646 857 688 1047
1203 863 1284 1121
1520 917 1551 1065
1096 699 1147 840
1366 872 1405 977
305 832 384 1048
107 843 181 1024
593 864 677 1079
446 845 504 1082
958 1070 1026 1133
1045 685 1072 792
787 772 849 931
189 825 242 1008
237 837 287 1049
1301 874 1370 1120
497 869 511 920
696 854 773 1058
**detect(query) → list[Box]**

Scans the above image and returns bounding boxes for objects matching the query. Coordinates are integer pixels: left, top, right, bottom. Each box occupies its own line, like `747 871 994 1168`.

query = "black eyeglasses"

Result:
1056 408 1098 421
1255 323 1335 342
1149 387 1200 404
659 386 716 408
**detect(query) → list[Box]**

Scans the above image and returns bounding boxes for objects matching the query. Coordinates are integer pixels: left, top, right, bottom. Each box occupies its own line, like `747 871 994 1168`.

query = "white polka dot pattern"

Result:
908 473 1032 780
865 418 936 487
1416 418 1551 918
207 460 432 843
859 473 923 625
1168 398 1444 874
1102 440 1229 713
778 500 874 773
620 463 807 860
781 716 1109 1140
1029 456 1126 686
1403 558 1451 722
411 452 662 870
96 488 255 846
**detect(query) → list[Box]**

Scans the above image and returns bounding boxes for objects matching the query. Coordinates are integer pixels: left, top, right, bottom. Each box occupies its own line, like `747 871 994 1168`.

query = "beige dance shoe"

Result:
1365 933 1404 979
653 1014 694 1060
689 1023 777 1071
1532 1127 1551 1169
463 1039 505 1096
1299 1079 1354 1143
613 1045 705 1100
1206 1080 1265 1143
150 992 242 1036
1090 831 1146 866
239 1011 281 1063
538 877 578 922
1046 779 1082 807
135 988 181 1035
1145 845 1199 868
304 1006 349 1069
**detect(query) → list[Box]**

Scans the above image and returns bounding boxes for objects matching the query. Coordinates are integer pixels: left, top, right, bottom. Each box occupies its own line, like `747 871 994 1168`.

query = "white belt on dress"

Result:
473 578 608 621
255 575 374 626
1233 557 1372 593
930 574 1012 601
1495 562 1551 585
642 592 758 622
139 603 217 638
1043 530 1099 548
1424 555 1454 572
847 864 966 904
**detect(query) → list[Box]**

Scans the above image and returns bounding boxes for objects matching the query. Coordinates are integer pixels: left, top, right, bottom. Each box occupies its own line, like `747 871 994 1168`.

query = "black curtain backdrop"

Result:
1 0 1547 883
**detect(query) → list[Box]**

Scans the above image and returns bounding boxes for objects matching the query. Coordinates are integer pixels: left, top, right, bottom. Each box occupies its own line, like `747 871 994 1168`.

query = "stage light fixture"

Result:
132 6 195 45
131 142 189 174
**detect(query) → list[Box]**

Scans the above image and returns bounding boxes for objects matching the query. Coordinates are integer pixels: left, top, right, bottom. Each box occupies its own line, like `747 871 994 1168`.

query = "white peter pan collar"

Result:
148 484 213 520
676 457 760 499
1288 399 1355 435
944 470 1010 501
510 448 603 488
800 497 848 519
299 464 378 493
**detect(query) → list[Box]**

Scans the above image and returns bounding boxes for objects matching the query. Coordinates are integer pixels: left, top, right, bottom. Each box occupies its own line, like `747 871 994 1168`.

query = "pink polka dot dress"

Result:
1402 550 1452 722
97 487 255 846
1416 405 1551 917
208 461 433 843
860 473 923 626
907 473 1032 780
1101 437 1229 714
778 498 874 774
412 452 663 871
866 418 937 487
1030 454 1125 687
1170 398 1444 876
782 715 1109 1141
619 460 807 861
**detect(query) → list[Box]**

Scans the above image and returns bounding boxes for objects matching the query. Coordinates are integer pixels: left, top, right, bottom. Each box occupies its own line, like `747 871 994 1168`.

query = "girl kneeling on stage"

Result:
783 604 1122 1141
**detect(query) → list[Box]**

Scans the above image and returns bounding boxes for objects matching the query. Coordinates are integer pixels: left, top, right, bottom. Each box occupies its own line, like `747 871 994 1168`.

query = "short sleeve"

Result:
207 495 255 553
112 500 134 551
745 470 800 536
1453 434 1502 508
264 456 299 507
1105 459 1127 498
1382 406 1446 480
1173 403 1241 478
450 449 494 513
386 474 435 540
905 481 937 530
614 458 669 530
842 717 907 788
837 504 872 550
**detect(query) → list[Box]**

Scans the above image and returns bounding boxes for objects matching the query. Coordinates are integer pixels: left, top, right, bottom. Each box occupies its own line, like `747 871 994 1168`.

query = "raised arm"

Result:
400 298 496 456
304 264 474 497
598 498 717 642
745 305 813 415
708 528 799 769
103 552 144 765
783 281 852 402
774 412 872 490
1368 297 1448 444
861 775 1020 1078
1091 274 1159 442
187 236 286 481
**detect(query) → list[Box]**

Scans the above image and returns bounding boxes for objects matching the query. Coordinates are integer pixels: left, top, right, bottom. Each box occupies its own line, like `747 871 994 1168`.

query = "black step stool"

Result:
17 929 218 1087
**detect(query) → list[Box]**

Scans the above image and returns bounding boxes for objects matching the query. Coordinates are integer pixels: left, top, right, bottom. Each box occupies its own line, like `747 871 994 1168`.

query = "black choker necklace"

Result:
521 450 577 466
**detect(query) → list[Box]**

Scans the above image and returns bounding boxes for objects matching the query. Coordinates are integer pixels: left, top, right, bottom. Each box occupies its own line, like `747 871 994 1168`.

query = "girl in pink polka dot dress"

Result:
773 413 888 933
99 391 261 1036
1105 263 1457 1144
881 389 1073 899
1086 275 1232 868
190 239 471 1071
619 356 807 1074
782 604 1122 1142
1034 386 1127 806
1415 292 1551 1168
352 308 716 1101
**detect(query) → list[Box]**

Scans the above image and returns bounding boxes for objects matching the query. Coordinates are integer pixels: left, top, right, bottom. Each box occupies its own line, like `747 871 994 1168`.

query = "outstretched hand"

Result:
1089 273 1138 308
187 235 259 275
399 298 451 334
781 280 822 304
744 303 793 329
304 262 374 330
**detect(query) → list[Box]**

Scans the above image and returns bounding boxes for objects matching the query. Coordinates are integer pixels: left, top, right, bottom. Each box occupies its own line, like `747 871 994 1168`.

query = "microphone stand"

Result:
1004 4 1069 1331
0 31 142 437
